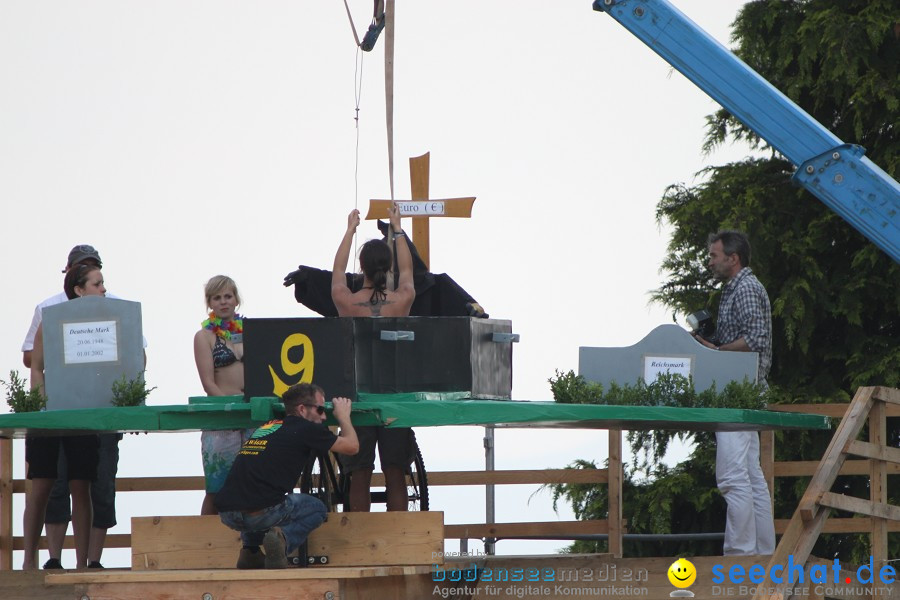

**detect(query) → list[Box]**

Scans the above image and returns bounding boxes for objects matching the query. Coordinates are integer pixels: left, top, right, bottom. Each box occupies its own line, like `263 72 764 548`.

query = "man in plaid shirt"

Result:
695 230 775 556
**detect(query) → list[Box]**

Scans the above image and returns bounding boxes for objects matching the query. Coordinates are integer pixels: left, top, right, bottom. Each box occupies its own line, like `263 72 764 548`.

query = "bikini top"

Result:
362 285 388 305
213 335 241 368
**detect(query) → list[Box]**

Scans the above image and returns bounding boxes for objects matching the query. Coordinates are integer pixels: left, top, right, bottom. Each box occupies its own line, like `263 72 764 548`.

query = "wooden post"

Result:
366 151 476 270
869 400 887 564
409 153 431 268
0 439 11 570
607 429 623 558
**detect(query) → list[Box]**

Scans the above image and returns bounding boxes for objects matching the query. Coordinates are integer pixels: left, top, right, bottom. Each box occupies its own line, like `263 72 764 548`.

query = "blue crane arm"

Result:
593 0 900 262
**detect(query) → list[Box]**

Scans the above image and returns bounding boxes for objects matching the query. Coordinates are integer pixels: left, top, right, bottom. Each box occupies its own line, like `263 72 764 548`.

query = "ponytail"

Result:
359 239 392 304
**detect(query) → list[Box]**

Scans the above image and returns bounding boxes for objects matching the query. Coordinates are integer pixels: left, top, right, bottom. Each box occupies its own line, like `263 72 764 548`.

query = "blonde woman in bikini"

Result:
193 275 248 515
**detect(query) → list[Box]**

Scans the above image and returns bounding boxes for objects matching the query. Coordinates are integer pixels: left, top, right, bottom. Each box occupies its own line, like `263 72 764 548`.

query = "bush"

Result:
110 372 156 407
1 370 47 413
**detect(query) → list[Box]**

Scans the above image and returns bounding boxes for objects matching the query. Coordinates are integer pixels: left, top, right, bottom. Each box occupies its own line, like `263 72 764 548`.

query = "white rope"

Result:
352 48 365 270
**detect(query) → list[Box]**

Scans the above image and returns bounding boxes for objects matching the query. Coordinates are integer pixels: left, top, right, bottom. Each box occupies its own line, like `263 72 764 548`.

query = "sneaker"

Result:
236 547 265 570
42 558 64 570
263 527 288 569
466 302 489 319
87 561 104 569
360 14 385 52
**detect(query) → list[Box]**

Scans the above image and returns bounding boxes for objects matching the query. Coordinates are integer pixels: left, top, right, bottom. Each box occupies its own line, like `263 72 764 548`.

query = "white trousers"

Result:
715 431 776 555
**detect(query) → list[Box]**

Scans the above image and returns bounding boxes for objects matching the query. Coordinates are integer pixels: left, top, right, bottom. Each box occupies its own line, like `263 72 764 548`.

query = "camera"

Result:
686 309 715 340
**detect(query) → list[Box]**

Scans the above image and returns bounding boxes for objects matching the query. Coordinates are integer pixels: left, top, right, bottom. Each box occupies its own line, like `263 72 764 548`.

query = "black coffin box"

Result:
243 317 513 400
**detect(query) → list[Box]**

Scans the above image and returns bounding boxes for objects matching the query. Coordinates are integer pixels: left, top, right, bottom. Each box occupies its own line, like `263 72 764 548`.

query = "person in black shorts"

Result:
23 264 106 570
330 205 419 512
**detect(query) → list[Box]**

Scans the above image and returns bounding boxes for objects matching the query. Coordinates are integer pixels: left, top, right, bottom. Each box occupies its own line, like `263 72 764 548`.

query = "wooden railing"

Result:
1 401 896 570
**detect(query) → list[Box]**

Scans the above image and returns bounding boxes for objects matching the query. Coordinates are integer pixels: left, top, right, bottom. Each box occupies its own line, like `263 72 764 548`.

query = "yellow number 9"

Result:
268 333 314 397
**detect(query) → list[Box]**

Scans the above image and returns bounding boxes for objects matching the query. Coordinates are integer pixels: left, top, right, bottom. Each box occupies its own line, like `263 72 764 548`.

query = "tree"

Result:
551 0 899 561
658 0 900 402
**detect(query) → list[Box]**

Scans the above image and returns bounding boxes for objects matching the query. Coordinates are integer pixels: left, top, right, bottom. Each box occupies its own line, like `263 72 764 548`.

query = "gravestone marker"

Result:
42 296 144 410
579 324 757 392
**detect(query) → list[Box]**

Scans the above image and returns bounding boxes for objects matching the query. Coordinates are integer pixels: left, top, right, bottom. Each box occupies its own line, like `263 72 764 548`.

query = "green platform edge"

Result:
0 392 830 438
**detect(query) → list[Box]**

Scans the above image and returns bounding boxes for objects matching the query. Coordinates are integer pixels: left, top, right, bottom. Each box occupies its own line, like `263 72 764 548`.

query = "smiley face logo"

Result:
667 558 696 588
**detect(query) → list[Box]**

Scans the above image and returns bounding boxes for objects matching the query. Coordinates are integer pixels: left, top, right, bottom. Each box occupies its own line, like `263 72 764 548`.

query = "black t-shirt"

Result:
214 415 338 512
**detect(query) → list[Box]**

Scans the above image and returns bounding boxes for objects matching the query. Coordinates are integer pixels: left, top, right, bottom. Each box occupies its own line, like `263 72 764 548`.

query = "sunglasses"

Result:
302 404 326 415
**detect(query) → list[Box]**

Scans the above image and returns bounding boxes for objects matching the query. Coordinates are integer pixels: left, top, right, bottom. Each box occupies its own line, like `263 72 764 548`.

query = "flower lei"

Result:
202 313 243 340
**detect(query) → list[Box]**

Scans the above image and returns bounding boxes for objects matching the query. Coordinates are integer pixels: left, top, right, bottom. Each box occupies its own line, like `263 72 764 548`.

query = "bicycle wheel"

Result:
407 441 429 511
339 436 430 510
299 451 342 512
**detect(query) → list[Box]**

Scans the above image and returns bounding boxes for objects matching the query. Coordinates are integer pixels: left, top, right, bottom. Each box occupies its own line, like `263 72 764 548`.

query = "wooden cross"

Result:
365 152 475 269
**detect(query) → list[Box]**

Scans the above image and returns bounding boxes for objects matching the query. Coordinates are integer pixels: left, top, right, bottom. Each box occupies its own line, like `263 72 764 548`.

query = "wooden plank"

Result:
11 532 131 551
308 512 443 567
131 515 240 570
768 404 852 417
845 439 900 464
77 579 337 600
116 475 205 492
48 564 430 584
23 517 613 555
444 520 607 539
0 439 12 571
775 517 900 534
412 216 431 270
0 570 71 600
15 468 610 495
818 492 900 521
767 512 806 576
869 401 888 565
760 507 830 600
342 573 433 600
18 455 900 494
12 476 208 494
775 459 900 476
424 469 608 486
873 386 900 406
607 429 623 558
13 475 205 494
409 154 431 269
131 512 443 570
768 402 900 417
798 387 875 521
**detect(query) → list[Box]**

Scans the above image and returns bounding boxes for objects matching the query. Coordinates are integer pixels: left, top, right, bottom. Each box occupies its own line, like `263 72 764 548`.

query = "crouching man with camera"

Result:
215 383 358 569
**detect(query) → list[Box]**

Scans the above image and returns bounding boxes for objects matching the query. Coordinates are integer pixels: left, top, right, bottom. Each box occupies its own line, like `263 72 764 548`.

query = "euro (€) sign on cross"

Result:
365 152 475 269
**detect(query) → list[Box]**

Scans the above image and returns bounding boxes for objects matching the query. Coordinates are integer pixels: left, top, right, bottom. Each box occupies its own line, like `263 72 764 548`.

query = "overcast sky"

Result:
1 0 757 567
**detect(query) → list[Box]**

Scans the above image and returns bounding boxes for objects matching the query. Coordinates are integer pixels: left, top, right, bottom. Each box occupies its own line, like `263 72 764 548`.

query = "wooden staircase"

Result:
759 386 900 600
